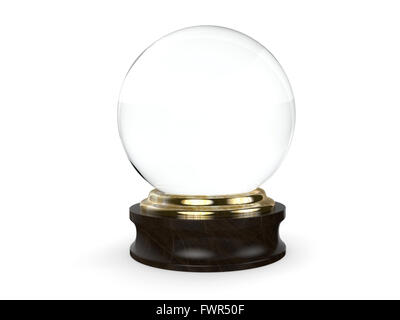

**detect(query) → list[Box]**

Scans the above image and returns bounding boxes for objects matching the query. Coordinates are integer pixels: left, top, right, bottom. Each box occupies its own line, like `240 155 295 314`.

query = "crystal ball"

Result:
118 26 295 195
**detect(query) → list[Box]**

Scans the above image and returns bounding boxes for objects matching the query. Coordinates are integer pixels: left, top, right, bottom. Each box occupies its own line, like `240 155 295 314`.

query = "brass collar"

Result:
140 188 275 219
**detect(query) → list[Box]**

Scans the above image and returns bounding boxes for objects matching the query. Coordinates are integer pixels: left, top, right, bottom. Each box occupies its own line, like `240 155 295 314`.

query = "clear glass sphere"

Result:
118 26 295 195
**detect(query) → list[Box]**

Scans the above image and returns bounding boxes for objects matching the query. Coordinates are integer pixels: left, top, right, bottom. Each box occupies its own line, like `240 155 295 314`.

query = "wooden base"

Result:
129 203 286 272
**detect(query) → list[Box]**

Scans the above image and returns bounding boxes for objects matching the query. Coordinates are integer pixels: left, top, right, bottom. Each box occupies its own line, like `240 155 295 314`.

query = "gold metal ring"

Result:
140 188 275 219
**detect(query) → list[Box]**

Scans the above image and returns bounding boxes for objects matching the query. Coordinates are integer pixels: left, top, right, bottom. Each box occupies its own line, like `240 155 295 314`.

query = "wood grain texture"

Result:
130 202 286 272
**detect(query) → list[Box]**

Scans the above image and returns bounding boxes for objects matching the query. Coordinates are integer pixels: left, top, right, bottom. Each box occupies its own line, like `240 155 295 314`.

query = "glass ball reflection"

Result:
118 26 295 195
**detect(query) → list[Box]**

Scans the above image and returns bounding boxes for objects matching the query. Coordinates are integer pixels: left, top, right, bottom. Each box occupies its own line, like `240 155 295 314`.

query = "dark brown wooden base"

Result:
129 203 286 272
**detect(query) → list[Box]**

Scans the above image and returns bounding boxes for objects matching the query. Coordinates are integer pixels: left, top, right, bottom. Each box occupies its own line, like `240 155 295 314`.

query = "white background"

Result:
0 0 399 300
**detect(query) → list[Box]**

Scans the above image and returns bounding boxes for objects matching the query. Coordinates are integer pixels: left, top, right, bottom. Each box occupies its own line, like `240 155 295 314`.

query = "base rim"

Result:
130 244 286 272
